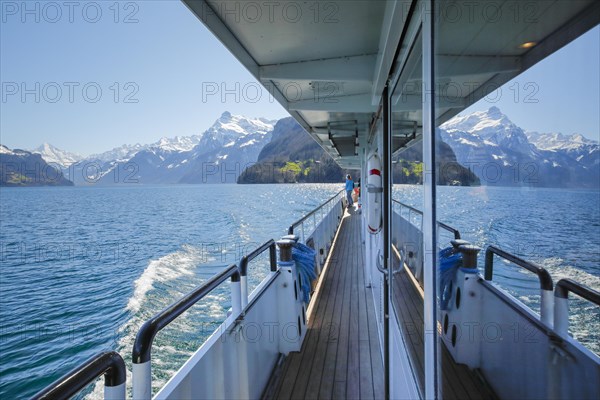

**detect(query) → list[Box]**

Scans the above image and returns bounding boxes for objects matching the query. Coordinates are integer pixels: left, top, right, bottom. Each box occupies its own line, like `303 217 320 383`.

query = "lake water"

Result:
0 184 598 398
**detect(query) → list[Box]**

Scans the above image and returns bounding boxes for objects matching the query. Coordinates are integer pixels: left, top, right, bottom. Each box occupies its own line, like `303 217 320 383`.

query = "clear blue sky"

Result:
0 1 287 156
1 1 598 156
462 25 599 141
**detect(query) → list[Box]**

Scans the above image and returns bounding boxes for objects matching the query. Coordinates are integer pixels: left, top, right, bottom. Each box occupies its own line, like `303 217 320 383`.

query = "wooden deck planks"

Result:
317 233 350 399
357 231 375 400
269 209 492 400
346 220 361 398
270 209 384 399
304 223 347 400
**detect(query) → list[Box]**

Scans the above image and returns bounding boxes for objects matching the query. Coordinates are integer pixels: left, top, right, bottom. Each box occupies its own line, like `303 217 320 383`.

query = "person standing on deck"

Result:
345 174 354 208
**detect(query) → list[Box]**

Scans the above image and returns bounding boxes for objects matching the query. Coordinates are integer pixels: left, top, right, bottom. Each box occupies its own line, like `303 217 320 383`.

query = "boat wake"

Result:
515 257 600 356
86 244 220 399
127 244 202 314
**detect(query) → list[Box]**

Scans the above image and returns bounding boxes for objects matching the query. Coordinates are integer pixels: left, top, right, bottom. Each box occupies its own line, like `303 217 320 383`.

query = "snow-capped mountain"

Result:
192 111 274 158
1 145 73 186
526 131 596 151
440 107 599 188
32 143 83 168
526 131 599 170
40 111 277 185
87 143 149 164
179 112 276 183
87 134 205 164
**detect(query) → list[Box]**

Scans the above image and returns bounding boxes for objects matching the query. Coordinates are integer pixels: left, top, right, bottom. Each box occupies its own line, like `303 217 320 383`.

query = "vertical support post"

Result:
230 272 242 318
554 295 569 336
132 362 151 400
541 289 554 326
240 274 248 309
422 0 439 398
382 83 391 400
269 243 277 275
239 258 249 309
104 382 126 400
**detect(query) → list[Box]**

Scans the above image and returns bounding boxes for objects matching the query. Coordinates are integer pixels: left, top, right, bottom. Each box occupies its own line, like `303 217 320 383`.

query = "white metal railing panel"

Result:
155 270 303 399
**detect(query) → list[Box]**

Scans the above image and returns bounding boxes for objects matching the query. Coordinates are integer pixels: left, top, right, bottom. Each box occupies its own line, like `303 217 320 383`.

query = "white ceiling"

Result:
184 0 599 169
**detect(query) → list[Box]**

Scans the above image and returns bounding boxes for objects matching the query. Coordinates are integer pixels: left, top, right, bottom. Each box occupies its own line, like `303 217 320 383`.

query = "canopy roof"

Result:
184 0 599 169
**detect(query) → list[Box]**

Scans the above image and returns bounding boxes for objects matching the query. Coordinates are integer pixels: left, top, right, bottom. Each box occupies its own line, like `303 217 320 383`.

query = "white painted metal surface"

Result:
104 382 126 400
276 260 306 355
132 361 151 400
554 296 569 336
540 289 554 327
231 280 242 317
441 269 482 369
155 271 294 399
240 276 248 309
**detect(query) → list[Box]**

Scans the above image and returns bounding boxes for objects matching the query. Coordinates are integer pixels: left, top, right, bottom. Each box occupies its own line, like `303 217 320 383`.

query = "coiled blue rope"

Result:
292 242 317 304
439 246 462 310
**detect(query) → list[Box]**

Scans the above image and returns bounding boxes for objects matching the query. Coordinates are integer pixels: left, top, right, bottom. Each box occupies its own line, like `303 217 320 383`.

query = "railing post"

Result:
239 257 249 309
541 288 554 327
105 383 126 400
554 279 600 337
554 293 569 336
104 352 127 400
231 270 242 318
132 360 152 400
269 242 277 275
485 246 554 326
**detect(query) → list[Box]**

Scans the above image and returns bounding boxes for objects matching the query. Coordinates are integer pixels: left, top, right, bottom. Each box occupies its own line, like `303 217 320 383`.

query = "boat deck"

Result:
267 208 385 399
266 208 495 399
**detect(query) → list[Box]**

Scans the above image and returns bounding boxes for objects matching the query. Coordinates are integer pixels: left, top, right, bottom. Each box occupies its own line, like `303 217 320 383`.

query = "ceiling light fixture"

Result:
519 41 537 49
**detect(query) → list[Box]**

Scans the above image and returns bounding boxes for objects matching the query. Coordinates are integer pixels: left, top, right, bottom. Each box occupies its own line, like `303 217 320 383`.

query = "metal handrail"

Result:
484 245 553 291
132 263 240 364
438 222 461 240
392 198 421 215
288 189 343 234
555 278 600 304
239 239 277 276
554 278 600 336
239 239 278 310
392 199 461 239
32 351 126 400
